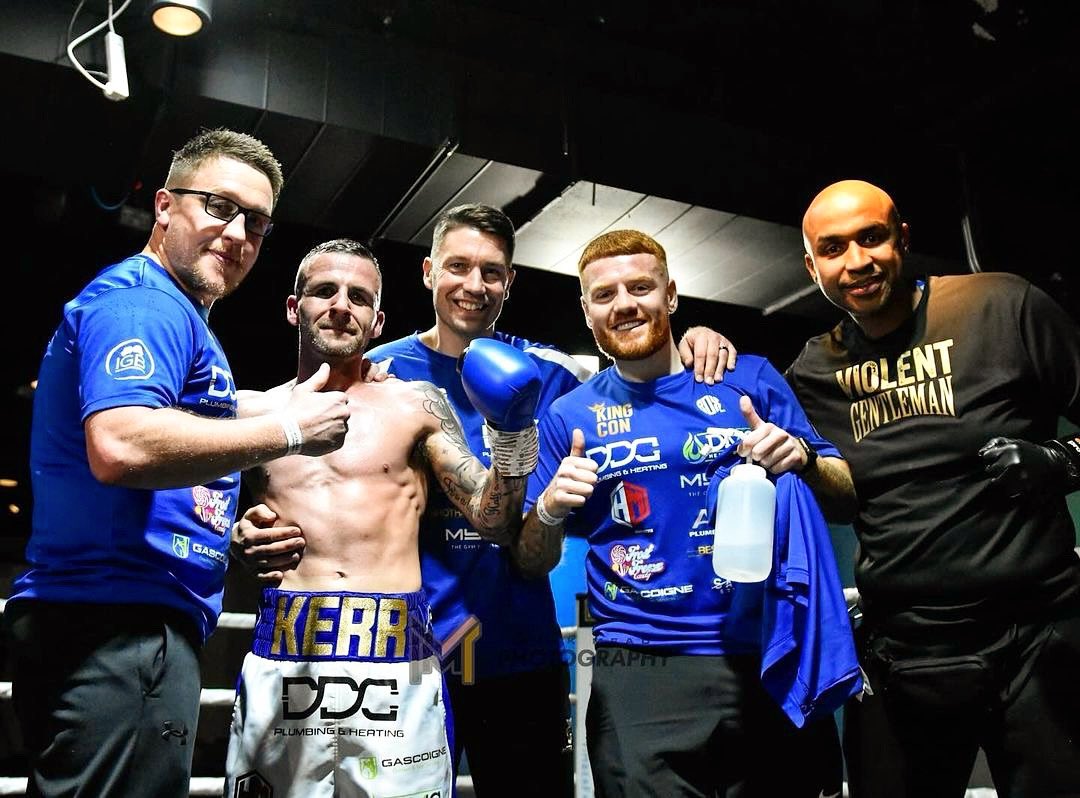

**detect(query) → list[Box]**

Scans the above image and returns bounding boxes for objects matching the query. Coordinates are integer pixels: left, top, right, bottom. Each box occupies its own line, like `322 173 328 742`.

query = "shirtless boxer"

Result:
224 239 542 798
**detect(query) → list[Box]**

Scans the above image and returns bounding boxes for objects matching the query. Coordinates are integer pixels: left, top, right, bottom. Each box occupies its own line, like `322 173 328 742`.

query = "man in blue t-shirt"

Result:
523 229 857 797
4 129 352 798
235 203 735 797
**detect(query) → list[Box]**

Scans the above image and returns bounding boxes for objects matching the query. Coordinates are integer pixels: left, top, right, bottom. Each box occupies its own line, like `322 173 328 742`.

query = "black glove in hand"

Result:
977 437 1070 498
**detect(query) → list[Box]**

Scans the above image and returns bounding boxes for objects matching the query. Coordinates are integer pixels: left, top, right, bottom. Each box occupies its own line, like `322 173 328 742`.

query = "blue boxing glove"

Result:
459 338 542 476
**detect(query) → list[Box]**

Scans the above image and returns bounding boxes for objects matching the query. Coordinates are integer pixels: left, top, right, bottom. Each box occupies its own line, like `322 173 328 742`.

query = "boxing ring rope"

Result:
7 552 1079 798
0 597 574 796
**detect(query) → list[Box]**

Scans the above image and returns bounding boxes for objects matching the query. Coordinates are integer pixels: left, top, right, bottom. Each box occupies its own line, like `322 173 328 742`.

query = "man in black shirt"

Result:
786 179 1080 798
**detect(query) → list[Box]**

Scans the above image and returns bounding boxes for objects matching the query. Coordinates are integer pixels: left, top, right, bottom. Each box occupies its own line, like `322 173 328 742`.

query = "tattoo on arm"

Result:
513 509 564 578
417 382 524 545
420 384 472 454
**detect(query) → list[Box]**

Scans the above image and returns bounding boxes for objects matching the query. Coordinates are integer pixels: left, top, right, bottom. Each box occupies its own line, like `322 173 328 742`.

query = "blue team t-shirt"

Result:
10 254 239 641
526 357 839 654
367 332 588 678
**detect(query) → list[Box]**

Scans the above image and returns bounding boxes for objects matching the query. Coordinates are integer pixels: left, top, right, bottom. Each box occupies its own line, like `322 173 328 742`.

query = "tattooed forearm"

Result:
463 469 523 546
419 383 472 454
417 382 525 544
513 509 564 577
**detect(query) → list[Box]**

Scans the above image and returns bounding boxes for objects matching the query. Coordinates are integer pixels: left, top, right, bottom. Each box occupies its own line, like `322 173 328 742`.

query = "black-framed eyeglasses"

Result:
167 188 274 237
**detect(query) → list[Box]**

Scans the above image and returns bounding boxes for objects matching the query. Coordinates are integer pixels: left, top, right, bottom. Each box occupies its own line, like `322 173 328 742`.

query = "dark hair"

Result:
430 204 515 264
294 239 382 307
166 128 284 206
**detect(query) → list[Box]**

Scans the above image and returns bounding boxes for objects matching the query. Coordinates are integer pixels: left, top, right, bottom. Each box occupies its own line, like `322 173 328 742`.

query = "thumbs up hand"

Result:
735 395 807 475
535 429 598 525
284 363 351 456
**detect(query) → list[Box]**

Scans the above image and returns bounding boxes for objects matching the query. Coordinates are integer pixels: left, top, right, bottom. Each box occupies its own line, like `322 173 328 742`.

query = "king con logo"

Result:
589 401 635 437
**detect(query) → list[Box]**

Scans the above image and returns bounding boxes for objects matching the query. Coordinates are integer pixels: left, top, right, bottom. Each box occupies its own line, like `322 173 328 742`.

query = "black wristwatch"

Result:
796 437 819 472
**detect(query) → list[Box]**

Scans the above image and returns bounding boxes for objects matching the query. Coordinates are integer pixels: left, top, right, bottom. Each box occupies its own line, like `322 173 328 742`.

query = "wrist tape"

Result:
534 490 564 527
279 414 304 456
483 422 539 477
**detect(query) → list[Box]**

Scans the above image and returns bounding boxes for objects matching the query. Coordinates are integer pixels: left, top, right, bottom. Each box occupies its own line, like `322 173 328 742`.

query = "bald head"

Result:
800 179 914 337
802 180 901 255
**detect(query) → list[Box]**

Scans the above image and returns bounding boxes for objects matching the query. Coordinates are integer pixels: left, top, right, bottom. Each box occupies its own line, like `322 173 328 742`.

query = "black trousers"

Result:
6 601 203 798
585 646 841 798
445 662 574 797
844 611 1080 798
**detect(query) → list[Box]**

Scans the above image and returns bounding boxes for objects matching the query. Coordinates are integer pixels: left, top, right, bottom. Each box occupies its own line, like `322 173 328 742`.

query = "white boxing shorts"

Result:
225 588 451 798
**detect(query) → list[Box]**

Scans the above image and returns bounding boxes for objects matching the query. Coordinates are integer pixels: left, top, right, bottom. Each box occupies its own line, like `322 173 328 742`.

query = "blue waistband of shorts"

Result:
252 587 437 662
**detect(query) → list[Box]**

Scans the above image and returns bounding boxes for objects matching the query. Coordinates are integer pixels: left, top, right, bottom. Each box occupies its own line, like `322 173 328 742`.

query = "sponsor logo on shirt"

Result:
589 401 635 437
172 530 227 565
104 338 155 380
193 485 232 535
609 543 665 581
610 481 650 527
587 437 667 482
604 580 693 601
696 395 724 416
682 427 744 464
199 365 237 409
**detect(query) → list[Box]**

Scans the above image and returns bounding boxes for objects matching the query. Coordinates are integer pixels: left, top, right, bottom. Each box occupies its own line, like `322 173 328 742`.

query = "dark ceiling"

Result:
1 0 1079 543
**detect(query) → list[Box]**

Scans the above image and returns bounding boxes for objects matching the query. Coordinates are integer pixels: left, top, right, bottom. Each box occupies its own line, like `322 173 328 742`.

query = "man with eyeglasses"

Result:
4 128 352 798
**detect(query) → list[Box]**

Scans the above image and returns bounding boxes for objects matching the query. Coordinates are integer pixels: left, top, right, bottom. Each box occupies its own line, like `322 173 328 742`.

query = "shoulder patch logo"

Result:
696 395 724 416
104 338 155 381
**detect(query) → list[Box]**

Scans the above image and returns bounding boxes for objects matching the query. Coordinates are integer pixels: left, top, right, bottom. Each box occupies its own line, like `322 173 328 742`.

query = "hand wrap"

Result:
483 422 539 477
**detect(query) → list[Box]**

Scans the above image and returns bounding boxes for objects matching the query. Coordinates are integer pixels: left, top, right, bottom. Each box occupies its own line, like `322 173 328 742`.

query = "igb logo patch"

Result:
104 338 156 381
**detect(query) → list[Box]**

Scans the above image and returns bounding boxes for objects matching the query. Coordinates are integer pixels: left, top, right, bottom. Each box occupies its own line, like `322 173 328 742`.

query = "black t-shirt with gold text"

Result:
787 273 1080 627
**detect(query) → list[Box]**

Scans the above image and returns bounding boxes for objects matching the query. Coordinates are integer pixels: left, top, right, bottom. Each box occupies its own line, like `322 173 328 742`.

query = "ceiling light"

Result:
150 0 212 36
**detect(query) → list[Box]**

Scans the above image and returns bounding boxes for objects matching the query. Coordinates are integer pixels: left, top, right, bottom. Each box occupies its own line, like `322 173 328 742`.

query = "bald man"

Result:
786 180 1080 797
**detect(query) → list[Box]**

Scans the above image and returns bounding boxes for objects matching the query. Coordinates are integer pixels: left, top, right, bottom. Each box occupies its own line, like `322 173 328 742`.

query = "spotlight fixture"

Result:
150 0 212 36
